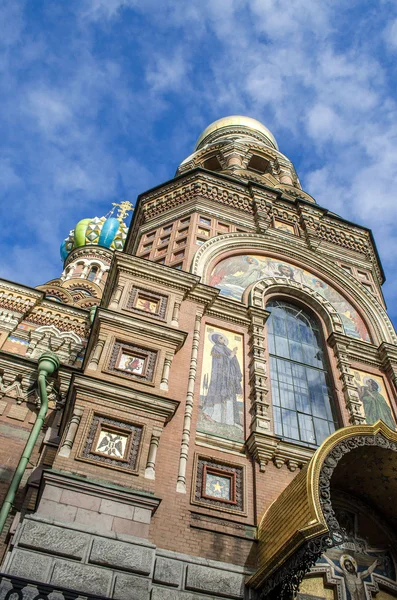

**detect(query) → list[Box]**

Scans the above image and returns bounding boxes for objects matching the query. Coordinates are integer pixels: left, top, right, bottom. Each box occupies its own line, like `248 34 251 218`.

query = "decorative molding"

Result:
65 374 180 424
247 306 272 439
328 333 366 425
40 469 161 514
246 433 314 473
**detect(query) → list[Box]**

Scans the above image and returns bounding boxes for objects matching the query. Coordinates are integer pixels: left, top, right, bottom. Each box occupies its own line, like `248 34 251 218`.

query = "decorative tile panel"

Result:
192 456 245 514
79 413 143 472
108 341 157 382
126 286 168 320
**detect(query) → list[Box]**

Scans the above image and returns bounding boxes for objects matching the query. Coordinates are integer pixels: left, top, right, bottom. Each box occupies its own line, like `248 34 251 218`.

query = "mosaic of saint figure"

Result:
358 376 395 429
324 554 378 600
201 332 242 427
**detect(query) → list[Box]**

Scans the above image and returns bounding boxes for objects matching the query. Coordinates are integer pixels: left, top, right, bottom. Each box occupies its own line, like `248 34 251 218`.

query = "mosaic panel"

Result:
274 219 296 235
353 369 395 430
108 341 157 382
210 254 370 342
193 457 244 513
126 286 168 320
198 325 244 442
80 414 143 472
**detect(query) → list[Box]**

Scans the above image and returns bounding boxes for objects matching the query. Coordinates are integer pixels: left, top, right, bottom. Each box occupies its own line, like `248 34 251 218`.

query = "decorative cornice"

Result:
92 307 188 352
39 469 161 513
66 373 180 423
102 253 200 307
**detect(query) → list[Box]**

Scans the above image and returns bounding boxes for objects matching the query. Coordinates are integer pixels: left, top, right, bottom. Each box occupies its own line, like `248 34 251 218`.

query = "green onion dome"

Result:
60 202 133 262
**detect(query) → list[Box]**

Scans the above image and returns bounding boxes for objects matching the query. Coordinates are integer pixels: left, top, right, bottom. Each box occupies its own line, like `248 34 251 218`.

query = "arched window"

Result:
87 266 98 282
267 299 337 447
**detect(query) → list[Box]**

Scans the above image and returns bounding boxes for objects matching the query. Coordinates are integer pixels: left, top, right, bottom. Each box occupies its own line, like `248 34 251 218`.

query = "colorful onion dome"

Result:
60 202 133 261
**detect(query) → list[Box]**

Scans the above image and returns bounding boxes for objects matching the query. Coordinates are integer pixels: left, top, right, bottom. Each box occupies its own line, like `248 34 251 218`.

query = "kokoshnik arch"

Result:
0 116 396 600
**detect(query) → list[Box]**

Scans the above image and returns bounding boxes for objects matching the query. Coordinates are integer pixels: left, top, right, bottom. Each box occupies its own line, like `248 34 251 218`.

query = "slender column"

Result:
171 302 180 327
80 263 89 279
109 279 125 310
328 333 366 425
160 354 173 390
94 268 104 286
87 338 106 371
145 427 162 479
248 306 272 435
58 406 84 457
177 311 202 493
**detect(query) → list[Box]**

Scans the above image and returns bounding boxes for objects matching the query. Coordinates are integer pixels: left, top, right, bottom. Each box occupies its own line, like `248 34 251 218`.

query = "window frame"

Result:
265 297 339 448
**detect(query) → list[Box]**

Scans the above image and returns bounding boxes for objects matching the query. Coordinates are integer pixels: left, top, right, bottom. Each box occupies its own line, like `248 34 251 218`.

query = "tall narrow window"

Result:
267 299 337 447
87 266 98 282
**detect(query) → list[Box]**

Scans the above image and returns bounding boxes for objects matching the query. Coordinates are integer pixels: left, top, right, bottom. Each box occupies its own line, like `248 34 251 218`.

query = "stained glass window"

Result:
267 300 337 447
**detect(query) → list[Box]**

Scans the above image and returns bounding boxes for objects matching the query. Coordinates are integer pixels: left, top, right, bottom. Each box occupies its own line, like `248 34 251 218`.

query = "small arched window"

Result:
267 299 337 447
87 266 98 282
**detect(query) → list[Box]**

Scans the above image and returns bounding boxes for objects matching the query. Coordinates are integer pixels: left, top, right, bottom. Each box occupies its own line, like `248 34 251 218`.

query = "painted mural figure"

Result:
201 333 243 428
359 377 395 429
324 554 378 600
210 255 370 342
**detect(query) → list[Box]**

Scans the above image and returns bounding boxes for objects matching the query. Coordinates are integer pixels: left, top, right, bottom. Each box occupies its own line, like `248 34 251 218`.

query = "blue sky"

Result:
1 1 397 327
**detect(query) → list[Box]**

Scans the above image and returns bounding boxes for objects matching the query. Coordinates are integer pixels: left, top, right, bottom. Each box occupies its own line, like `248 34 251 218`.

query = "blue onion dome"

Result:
60 202 133 261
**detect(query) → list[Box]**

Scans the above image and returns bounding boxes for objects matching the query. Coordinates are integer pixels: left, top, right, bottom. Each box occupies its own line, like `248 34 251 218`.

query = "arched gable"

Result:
191 233 396 345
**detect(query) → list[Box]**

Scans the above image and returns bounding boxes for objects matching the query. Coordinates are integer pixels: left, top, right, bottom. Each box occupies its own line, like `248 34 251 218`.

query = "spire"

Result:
112 200 134 223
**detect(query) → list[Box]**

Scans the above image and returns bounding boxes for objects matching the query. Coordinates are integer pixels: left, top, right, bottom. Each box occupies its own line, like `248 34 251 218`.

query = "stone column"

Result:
177 311 202 493
160 354 173 390
108 279 125 310
145 427 162 479
58 406 84 457
378 342 397 394
80 263 89 279
171 302 180 327
328 333 366 425
87 338 106 371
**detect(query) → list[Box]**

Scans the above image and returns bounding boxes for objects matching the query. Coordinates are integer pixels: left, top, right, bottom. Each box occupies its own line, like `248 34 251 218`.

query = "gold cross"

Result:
112 201 134 222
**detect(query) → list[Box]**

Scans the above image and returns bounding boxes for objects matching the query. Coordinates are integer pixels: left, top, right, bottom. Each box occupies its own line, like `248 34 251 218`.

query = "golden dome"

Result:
195 116 278 150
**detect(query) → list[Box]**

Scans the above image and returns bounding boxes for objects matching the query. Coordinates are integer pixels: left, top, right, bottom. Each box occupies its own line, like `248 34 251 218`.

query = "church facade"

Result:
0 116 396 600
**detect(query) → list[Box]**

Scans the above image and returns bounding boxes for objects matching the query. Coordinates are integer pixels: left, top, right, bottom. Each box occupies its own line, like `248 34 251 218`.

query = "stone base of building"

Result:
2 514 253 599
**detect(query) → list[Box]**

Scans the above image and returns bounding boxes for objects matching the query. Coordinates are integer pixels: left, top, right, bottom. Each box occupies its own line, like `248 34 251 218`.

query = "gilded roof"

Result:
195 116 278 150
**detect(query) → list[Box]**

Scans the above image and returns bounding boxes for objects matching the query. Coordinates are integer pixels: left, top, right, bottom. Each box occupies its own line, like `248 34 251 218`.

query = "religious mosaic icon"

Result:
301 504 397 600
210 255 370 342
353 370 395 430
95 429 128 459
198 325 244 442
